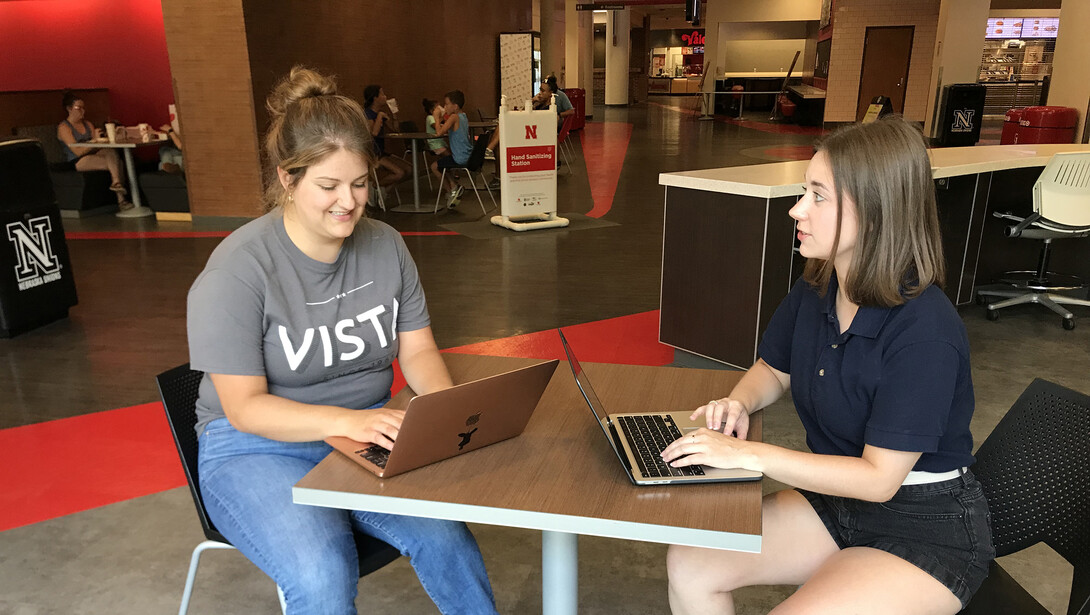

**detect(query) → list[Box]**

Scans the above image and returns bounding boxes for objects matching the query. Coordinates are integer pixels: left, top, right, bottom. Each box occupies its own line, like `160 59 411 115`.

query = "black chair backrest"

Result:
972 378 1090 612
465 130 492 172
155 363 402 574
156 363 229 544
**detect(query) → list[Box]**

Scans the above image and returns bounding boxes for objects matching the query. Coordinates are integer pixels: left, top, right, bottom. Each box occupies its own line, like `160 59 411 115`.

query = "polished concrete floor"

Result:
1 102 1084 614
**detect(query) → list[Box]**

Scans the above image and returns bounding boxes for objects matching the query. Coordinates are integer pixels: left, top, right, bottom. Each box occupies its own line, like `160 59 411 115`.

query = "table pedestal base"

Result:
542 530 578 615
116 205 155 218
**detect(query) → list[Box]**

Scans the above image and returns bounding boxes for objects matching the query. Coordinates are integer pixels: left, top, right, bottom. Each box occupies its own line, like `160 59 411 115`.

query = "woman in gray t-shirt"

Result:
186 67 498 614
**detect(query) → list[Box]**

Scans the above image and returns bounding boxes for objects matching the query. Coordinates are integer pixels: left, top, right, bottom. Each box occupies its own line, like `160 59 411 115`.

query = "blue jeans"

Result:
198 406 497 615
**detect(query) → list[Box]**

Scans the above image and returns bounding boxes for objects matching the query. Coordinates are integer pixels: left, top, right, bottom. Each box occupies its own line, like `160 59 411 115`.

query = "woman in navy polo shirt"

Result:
662 118 994 614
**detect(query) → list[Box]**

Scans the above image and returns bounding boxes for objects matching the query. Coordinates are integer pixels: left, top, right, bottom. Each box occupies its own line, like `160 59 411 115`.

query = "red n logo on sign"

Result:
524 125 537 140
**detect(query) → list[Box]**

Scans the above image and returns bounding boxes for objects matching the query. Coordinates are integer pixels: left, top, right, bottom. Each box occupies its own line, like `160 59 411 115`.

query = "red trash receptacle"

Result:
1000 108 1024 145
563 88 586 131
1015 106 1079 144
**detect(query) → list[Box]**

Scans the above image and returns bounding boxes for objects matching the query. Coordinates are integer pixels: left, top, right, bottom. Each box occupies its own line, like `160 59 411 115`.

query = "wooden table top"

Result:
294 353 763 551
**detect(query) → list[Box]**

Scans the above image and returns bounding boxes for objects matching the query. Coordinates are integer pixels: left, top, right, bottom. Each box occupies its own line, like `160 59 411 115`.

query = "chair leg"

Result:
370 169 386 211
434 168 447 213
180 541 236 615
478 171 496 209
464 172 488 217
422 150 433 190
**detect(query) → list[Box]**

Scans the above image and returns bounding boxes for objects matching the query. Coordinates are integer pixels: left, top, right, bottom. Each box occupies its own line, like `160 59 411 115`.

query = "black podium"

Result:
0 139 79 337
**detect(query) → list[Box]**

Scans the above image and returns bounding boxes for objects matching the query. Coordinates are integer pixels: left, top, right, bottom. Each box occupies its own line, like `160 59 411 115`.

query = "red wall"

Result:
0 0 174 126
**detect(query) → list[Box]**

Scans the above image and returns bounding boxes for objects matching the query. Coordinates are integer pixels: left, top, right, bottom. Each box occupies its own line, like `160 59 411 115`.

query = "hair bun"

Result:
266 65 337 117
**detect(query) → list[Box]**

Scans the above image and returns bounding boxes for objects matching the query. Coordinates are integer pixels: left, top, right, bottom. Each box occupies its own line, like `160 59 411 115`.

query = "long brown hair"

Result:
803 117 944 307
262 66 375 212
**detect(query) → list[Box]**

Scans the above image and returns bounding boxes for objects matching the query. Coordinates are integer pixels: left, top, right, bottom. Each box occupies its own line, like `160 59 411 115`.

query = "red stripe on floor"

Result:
65 231 460 240
579 122 633 219
0 311 671 530
0 402 185 531
445 310 672 366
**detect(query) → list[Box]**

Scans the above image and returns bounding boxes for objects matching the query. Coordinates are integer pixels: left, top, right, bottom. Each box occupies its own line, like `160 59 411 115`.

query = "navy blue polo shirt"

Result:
758 277 975 472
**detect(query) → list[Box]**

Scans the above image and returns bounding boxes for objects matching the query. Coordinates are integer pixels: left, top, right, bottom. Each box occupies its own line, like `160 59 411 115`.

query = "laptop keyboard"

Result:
360 445 391 468
618 415 706 478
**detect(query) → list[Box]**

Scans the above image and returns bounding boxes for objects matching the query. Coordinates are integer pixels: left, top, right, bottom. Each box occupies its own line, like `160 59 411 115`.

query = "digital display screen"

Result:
985 17 1022 39
1021 17 1059 39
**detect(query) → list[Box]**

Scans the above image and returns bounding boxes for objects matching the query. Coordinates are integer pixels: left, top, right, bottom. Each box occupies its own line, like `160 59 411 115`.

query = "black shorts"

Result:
798 470 995 607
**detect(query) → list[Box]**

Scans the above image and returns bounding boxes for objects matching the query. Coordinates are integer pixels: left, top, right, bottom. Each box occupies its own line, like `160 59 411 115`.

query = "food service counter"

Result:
658 144 1090 368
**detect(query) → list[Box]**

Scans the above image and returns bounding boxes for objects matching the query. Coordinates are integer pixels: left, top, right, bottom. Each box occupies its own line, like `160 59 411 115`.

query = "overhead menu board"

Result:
1021 17 1059 39
984 16 1060 39
985 17 1022 39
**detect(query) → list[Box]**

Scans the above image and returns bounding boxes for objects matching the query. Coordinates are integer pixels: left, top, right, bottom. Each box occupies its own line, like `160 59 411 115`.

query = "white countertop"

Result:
660 144 1090 198
788 84 827 99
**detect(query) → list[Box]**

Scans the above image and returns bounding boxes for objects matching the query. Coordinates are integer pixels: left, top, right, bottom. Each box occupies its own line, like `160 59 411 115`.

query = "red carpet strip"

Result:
578 122 633 219
0 310 669 530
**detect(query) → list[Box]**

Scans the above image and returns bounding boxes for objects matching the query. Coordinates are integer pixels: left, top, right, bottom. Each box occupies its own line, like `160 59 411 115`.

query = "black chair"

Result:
960 378 1090 615
432 130 496 216
156 364 401 615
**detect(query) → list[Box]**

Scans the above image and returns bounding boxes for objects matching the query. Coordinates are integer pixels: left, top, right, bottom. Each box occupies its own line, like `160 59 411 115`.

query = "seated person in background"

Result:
157 123 184 174
57 92 132 210
430 89 473 209
363 84 412 194
187 66 499 615
663 118 994 614
422 98 450 158
532 77 575 132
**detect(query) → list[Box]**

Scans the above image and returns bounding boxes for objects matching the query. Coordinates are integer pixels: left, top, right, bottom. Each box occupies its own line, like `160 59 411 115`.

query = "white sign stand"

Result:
491 95 570 232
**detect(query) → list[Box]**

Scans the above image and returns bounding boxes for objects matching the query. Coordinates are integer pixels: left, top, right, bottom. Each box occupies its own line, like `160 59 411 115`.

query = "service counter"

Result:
658 143 1090 368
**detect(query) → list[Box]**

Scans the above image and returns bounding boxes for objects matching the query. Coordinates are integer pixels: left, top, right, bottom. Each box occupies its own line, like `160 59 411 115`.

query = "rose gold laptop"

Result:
326 359 558 478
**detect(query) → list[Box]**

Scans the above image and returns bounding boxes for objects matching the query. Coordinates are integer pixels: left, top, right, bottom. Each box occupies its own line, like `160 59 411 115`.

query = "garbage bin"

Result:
1000 107 1025 144
563 88 586 131
0 139 79 337
729 85 745 118
1015 106 1078 144
935 83 986 147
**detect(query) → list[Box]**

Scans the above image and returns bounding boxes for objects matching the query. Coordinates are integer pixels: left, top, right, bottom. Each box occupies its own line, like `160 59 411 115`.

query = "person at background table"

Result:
362 84 411 196
56 92 132 210
430 89 473 209
663 117 994 615
157 123 184 174
422 98 451 159
532 77 574 132
187 66 498 615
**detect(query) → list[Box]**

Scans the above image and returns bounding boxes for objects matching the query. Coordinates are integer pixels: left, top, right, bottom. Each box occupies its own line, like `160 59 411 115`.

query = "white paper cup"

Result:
105 123 117 143
387 98 399 114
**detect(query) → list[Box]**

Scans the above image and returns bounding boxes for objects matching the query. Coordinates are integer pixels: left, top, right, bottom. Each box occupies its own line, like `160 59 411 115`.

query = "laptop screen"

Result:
558 329 610 424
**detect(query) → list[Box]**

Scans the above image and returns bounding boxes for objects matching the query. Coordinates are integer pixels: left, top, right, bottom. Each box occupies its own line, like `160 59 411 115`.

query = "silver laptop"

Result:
559 329 762 486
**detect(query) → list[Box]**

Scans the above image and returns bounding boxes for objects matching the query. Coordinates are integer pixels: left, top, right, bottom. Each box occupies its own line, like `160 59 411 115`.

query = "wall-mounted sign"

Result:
681 30 705 46
649 28 706 49
576 3 627 9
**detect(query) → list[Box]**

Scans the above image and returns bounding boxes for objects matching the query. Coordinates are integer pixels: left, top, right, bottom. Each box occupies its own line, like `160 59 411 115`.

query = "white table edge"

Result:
292 485 762 552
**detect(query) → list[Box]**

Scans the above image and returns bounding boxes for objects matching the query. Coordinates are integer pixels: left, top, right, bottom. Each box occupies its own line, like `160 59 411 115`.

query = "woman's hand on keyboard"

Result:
339 408 406 449
690 398 750 440
660 427 757 471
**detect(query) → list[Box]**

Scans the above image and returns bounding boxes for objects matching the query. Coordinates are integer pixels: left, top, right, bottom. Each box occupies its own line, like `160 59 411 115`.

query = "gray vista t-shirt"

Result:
186 211 430 437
